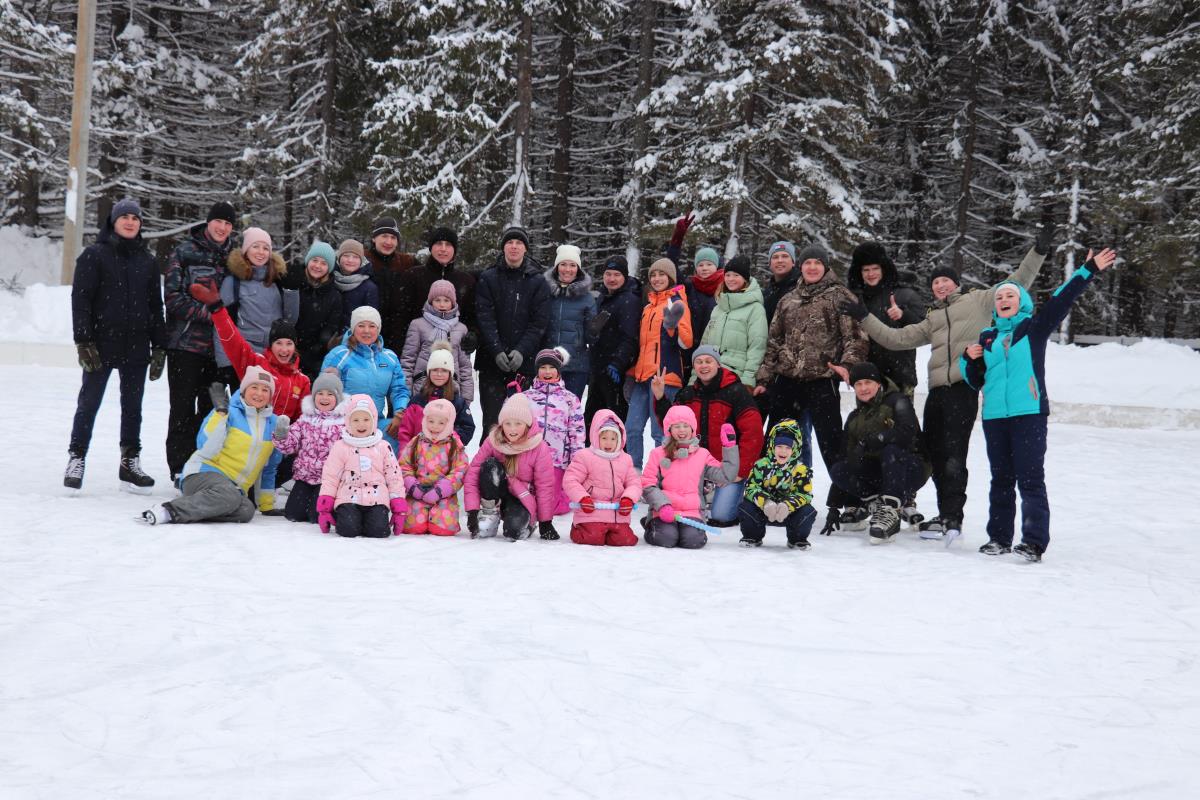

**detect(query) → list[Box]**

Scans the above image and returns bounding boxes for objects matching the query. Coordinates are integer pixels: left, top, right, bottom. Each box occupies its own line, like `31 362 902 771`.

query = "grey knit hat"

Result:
312 371 344 403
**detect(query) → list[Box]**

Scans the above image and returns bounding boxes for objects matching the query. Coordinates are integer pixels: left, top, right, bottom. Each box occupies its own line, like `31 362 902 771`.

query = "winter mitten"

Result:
467 509 480 536
460 330 478 354
719 423 737 448
579 496 596 514
507 350 523 372
661 298 684 330
588 310 611 338
618 497 635 517
818 508 841 536
838 299 869 322
494 351 512 372
208 382 230 414
606 364 622 384
539 520 559 540
658 504 677 524
1035 221 1057 256
316 495 335 533
76 342 101 373
272 415 291 441
669 211 694 247
771 502 792 523
148 348 167 381
418 486 440 504
188 280 223 311
762 501 781 522
432 478 454 501
390 497 408 535
404 476 421 497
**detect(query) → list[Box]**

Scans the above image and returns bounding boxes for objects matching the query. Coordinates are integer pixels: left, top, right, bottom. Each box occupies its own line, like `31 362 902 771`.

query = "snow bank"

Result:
0 283 74 344
0 225 63 287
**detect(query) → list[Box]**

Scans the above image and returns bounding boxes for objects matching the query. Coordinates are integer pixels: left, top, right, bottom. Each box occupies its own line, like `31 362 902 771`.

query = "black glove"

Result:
839 299 869 322
1034 221 1057 256
209 382 230 414
467 510 479 536
588 309 611 338
865 431 889 453
819 509 841 536
148 348 167 381
460 331 478 354
76 342 101 373
539 520 559 540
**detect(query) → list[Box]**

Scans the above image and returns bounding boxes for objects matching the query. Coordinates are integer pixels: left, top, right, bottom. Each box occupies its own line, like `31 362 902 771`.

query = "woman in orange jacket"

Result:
625 257 692 469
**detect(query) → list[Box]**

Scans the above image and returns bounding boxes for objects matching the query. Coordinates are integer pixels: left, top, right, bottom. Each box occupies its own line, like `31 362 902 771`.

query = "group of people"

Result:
67 199 1117 562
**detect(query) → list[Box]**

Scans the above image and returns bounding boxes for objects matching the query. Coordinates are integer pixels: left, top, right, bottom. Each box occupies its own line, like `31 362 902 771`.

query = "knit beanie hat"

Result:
603 255 628 275
768 241 796 263
306 240 336 268
240 227 272 256
311 371 344 404
848 362 883 385
426 226 459 252
724 255 751 282
690 344 722 365
662 405 697 433
349 305 382 329
501 225 530 247
427 279 457 305
554 244 582 269
797 243 829 268
336 239 364 262
426 340 456 375
207 201 237 225
268 318 297 345
239 366 276 398
109 197 142 224
930 265 961 288
422 398 457 441
497 393 534 428
694 247 721 268
648 257 677 284
535 346 569 372
347 394 379 429
371 216 400 238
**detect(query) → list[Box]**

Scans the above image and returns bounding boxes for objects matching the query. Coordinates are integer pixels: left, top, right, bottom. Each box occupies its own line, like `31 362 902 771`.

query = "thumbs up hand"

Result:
886 293 903 321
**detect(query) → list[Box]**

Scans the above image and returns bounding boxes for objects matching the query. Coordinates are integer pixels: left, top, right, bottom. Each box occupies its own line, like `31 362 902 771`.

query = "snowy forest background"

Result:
2 0 1198 338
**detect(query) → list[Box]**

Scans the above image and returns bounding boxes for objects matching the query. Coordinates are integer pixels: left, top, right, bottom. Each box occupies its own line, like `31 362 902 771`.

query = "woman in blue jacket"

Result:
961 247 1116 562
321 306 410 452
542 244 596 398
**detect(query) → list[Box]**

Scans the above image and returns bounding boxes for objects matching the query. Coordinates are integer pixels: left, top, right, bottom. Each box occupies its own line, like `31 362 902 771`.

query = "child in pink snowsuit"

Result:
317 395 407 538
464 393 558 541
398 398 469 535
523 346 584 515
641 405 739 549
563 409 641 546
274 371 349 524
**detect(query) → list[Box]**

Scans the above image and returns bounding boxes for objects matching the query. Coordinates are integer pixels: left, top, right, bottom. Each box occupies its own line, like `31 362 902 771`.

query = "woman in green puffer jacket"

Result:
700 256 768 387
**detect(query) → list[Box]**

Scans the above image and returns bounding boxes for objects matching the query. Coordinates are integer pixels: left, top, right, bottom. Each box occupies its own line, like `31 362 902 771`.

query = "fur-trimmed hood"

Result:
544 264 594 298
226 248 288 283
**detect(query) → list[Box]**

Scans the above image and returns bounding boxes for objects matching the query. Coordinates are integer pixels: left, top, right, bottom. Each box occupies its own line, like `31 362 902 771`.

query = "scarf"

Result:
691 270 725 296
591 445 622 460
489 425 544 456
342 429 383 447
333 269 371 293
421 301 460 340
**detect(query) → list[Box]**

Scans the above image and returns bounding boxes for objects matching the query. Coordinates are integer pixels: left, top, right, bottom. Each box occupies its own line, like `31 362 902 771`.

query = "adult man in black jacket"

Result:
846 241 925 394
584 256 641 432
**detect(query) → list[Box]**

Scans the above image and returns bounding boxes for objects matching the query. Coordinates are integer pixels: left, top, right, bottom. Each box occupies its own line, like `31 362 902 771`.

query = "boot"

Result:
739 536 763 548
868 496 901 545
119 447 155 494
979 540 1012 556
1013 542 1043 563
477 499 501 539
141 504 174 525
64 451 86 490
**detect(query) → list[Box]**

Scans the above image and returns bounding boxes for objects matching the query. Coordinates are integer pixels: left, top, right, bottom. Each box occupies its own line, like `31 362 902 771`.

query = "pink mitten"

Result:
658 504 677 524
316 495 335 533
719 423 736 448
390 496 408 536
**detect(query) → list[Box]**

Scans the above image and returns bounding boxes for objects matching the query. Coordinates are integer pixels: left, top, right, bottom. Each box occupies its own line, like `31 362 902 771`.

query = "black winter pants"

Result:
923 382 979 525
69 361 148 455
738 499 817 545
477 368 514 444
284 479 321 523
584 364 629 439
769 376 844 470
828 445 928 504
165 349 223 476
335 504 390 538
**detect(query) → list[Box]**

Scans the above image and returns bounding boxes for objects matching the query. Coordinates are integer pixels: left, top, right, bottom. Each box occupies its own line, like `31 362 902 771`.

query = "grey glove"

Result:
272 414 291 440
495 352 513 372
662 298 684 330
208 382 230 414
507 350 523 372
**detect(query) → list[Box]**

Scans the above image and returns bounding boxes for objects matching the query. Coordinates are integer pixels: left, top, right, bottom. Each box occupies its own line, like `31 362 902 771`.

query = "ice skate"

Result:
868 496 901 545
63 451 86 491
119 447 155 494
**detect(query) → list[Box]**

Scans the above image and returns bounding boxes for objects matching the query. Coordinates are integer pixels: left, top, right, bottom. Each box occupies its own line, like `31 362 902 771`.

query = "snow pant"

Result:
757 393 813 469
645 518 707 549
625 379 678 469
982 414 1050 551
738 499 817 545
570 521 638 547
166 349 223 476
284 479 321 523
335 503 390 538
709 480 746 523
584 365 629 439
166 471 256 524
478 457 534 538
563 371 588 400
553 467 570 516
477 367 525 444
767 376 843 471
827 445 928 505
924 382 978 525
69 360 148 455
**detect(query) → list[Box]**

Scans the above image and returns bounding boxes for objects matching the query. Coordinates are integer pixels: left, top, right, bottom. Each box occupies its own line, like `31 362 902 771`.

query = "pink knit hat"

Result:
427 279 457 304
662 405 697 433
422 398 457 441
497 393 534 428
239 366 276 398
240 226 272 255
346 394 379 430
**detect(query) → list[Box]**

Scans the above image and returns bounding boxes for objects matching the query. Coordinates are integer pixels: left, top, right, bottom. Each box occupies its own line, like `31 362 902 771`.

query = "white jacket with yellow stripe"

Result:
182 391 281 503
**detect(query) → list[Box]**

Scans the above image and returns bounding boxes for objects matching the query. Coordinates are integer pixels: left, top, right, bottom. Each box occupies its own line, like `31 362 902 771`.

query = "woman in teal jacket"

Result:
961 247 1116 562
700 256 768 387
321 305 410 452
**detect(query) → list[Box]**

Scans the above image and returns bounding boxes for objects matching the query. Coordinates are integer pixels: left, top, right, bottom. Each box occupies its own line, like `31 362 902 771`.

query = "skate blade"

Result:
868 535 889 546
120 482 154 496
918 529 945 541
841 521 868 532
944 529 962 549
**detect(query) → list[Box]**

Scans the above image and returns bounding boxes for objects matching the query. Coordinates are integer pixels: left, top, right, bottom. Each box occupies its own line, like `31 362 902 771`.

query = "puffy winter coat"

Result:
862 246 1046 389
401 311 475 401
962 265 1097 420
563 410 642 525
182 390 281 496
701 279 769 386
756 271 868 385
542 266 597 376
589 274 642 375
847 255 926 390
524 378 585 469
388 256 478 345
763 267 800 323
320 429 405 509
464 435 558 522
394 389 475 454
333 264 381 330
164 222 232 355
842 380 930 479
274 394 349 485
629 285 693 388
278 270 342 379
320 332 410 419
744 418 814 514
640 440 738 520
475 254 552 376
71 217 167 365
216 250 298 369
399 433 470 535
655 367 763 481
682 273 720 369
212 306 311 420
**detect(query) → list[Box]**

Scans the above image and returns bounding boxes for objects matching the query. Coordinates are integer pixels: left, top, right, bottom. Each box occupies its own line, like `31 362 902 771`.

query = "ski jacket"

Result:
523 378 585 469
182 389 281 496
589 275 642 375
464 435 557 522
862 246 1046 389
216 249 297 369
756 271 868 385
400 311 475 401
683 273 720 365
320 331 410 419
399 432 470 535
475 254 552 376
542 265 597 376
320 432 405 509
654 367 763 481
164 222 232 355
629 285 693 388
640 439 738 520
562 411 643 525
962 264 1097 420
744 418 814 514
279 270 342 378
847 257 925 390
842 380 930 479
394 389 475 454
387 256 478 345
700 279 769 386
763 267 800 323
333 263 381 330
70 217 167 365
274 394 350 485
211 306 310 419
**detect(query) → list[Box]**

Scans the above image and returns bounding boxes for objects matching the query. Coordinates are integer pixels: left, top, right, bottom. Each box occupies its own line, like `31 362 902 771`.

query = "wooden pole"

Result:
61 0 98 285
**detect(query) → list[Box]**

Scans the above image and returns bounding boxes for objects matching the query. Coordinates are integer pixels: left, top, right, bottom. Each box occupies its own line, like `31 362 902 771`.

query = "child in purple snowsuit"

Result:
274 371 349 523
523 346 585 515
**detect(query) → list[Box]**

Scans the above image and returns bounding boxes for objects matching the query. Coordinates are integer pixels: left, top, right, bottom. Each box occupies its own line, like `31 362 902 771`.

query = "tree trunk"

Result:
511 12 534 227
951 46 979 274
549 12 576 242
726 91 756 261
624 0 656 269
319 10 338 227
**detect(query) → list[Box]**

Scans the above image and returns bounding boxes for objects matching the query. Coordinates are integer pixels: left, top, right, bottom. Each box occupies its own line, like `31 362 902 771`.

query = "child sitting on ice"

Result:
397 398 469 536
464 394 557 541
641 406 739 550
562 410 642 546
391 341 476 450
738 418 817 550
400 279 475 402
273 371 349 524
523 346 585 515
317 395 407 538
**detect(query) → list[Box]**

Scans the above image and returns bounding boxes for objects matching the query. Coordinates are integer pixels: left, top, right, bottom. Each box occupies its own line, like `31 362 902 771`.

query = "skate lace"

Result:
121 455 147 477
65 456 85 479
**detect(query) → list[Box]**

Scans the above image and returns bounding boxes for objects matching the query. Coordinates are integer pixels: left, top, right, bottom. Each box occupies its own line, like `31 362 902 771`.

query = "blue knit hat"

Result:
109 198 143 224
768 241 796 262
305 240 337 268
694 246 721 268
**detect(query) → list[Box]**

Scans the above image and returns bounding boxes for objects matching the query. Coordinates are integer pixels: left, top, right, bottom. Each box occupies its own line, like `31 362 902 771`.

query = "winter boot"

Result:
739 536 763 548
141 504 173 525
119 447 155 494
1013 542 1043 563
868 496 902 545
917 516 946 540
477 499 501 538
979 540 1012 556
64 451 86 490
787 539 811 551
